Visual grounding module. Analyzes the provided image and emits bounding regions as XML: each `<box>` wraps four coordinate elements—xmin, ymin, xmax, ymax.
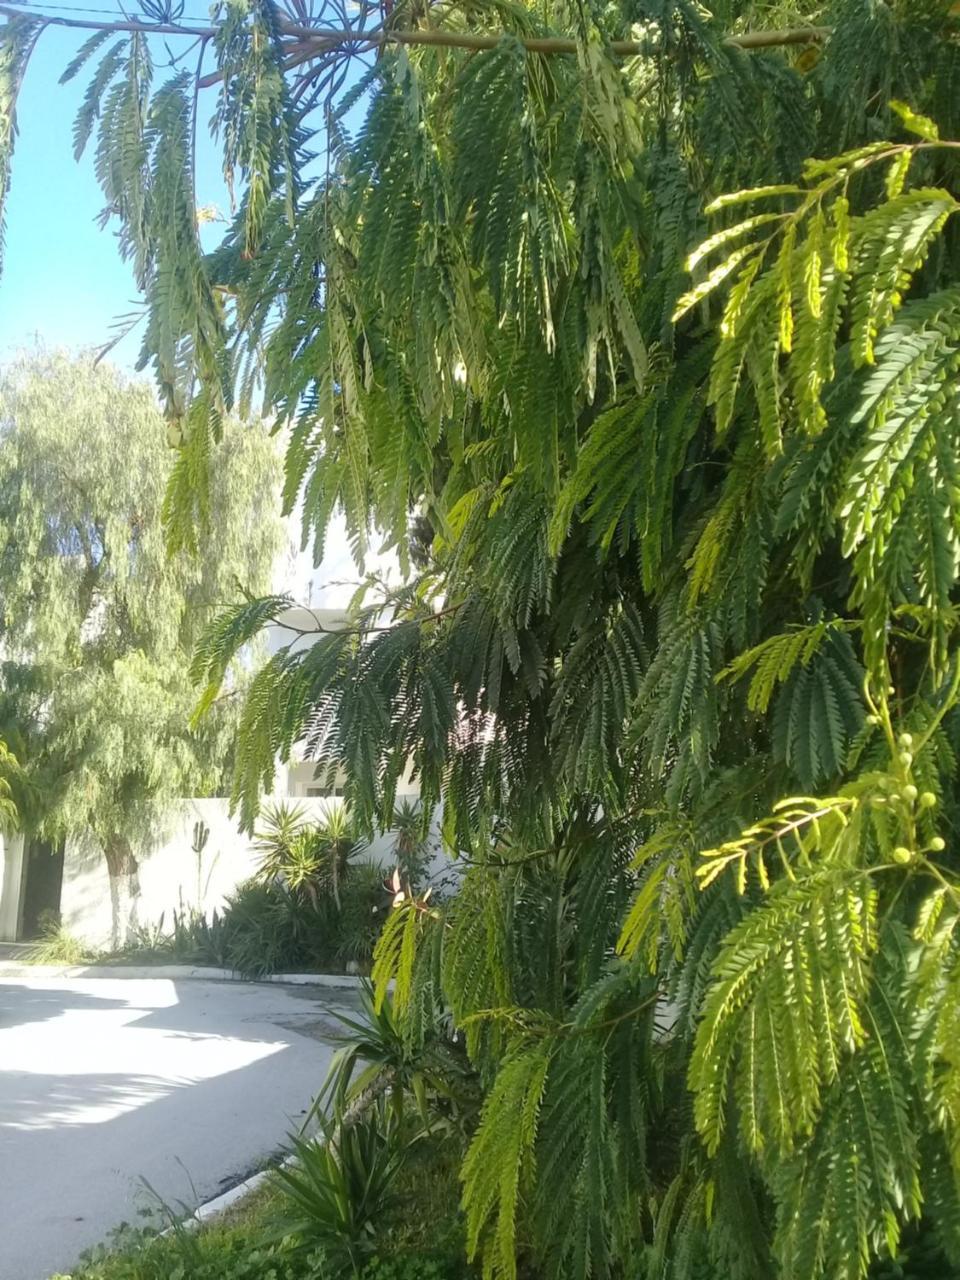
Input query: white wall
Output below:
<box><xmin>0</xmin><ymin>831</ymin><xmax>25</xmax><ymax>942</ymax></box>
<box><xmin>60</xmin><ymin>796</ymin><xmax>447</xmax><ymax>949</ymax></box>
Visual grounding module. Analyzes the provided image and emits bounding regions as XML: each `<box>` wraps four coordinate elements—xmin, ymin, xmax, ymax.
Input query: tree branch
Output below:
<box><xmin>0</xmin><ymin>4</ymin><xmax>211</xmax><ymax>36</ymax></box>
<box><xmin>273</xmin><ymin>20</ymin><xmax>832</xmax><ymax>56</ymax></box>
<box><xmin>0</xmin><ymin>4</ymin><xmax>831</xmax><ymax>61</ymax></box>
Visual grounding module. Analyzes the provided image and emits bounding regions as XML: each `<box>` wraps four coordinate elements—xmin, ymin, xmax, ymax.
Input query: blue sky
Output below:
<box><xmin>0</xmin><ymin>22</ymin><xmax>228</xmax><ymax>368</ymax></box>
<box><xmin>1</xmin><ymin>19</ymin><xmax>396</xmax><ymax>604</ymax></box>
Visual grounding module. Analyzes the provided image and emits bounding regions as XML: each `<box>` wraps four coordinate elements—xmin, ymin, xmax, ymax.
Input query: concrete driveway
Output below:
<box><xmin>0</xmin><ymin>975</ymin><xmax>350</xmax><ymax>1280</ymax></box>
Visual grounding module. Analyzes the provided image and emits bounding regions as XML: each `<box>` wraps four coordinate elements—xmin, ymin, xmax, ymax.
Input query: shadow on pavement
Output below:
<box><xmin>0</xmin><ymin>982</ymin><xmax>130</xmax><ymax>1029</ymax></box>
<box><xmin>0</xmin><ymin>978</ymin><xmax>336</xmax><ymax>1280</ymax></box>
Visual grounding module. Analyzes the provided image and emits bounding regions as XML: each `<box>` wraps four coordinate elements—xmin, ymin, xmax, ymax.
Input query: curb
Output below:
<box><xmin>191</xmin><ymin>1168</ymin><xmax>274</xmax><ymax>1223</ymax></box>
<box><xmin>0</xmin><ymin>961</ymin><xmax>370</xmax><ymax>988</ymax></box>
<box><xmin>162</xmin><ymin>1152</ymin><xmax>300</xmax><ymax>1237</ymax></box>
<box><xmin>160</xmin><ymin>1167</ymin><xmax>274</xmax><ymax>1236</ymax></box>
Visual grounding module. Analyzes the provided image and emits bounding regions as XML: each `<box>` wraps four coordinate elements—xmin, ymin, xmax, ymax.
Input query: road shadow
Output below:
<box><xmin>0</xmin><ymin>982</ymin><xmax>130</xmax><ymax>1029</ymax></box>
<box><xmin>0</xmin><ymin>1070</ymin><xmax>184</xmax><ymax>1132</ymax></box>
<box><xmin>0</xmin><ymin>979</ymin><xmax>337</xmax><ymax>1280</ymax></box>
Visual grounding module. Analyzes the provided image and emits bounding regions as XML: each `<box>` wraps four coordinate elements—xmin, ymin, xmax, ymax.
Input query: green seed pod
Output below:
<box><xmin>898</xmin><ymin>732</ymin><xmax>914</xmax><ymax>749</ymax></box>
<box><xmin>903</xmin><ymin>784</ymin><xmax>918</xmax><ymax>802</ymax></box>
<box><xmin>920</xmin><ymin>792</ymin><xmax>937</xmax><ymax>809</ymax></box>
<box><xmin>893</xmin><ymin>846</ymin><xmax>913</xmax><ymax>865</ymax></box>
<box><xmin>930</xmin><ymin>837</ymin><xmax>946</xmax><ymax>853</ymax></box>
<box><xmin>899</xmin><ymin>751</ymin><xmax>913</xmax><ymax>768</ymax></box>
<box><xmin>866</xmin><ymin>714</ymin><xmax>880</xmax><ymax>726</ymax></box>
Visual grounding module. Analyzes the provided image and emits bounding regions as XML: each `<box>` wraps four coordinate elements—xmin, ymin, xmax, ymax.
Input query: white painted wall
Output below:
<box><xmin>60</xmin><ymin>795</ymin><xmax>446</xmax><ymax>949</ymax></box>
<box><xmin>0</xmin><ymin>831</ymin><xmax>25</xmax><ymax>942</ymax></box>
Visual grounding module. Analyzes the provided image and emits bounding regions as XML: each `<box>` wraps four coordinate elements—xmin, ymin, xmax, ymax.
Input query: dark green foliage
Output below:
<box><xmin>868</xmin><ymin>1222</ymin><xmax>960</xmax><ymax>1280</ymax></box>
<box><xmin>16</xmin><ymin>2</ymin><xmax>960</xmax><ymax>1279</ymax></box>
<box><xmin>357</xmin><ymin>1256</ymin><xmax>464</xmax><ymax>1280</ymax></box>
<box><xmin>210</xmin><ymin>869</ymin><xmax>388</xmax><ymax>977</ymax></box>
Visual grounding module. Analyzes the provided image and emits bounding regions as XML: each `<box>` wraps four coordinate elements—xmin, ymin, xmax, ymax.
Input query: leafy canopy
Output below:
<box><xmin>8</xmin><ymin>1</ymin><xmax>960</xmax><ymax>1279</ymax></box>
<box><xmin>0</xmin><ymin>353</ymin><xmax>282</xmax><ymax>860</ymax></box>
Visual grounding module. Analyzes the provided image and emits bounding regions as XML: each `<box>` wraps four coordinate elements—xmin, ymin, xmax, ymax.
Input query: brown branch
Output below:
<box><xmin>0</xmin><ymin>4</ymin><xmax>831</xmax><ymax>60</ymax></box>
<box><xmin>728</xmin><ymin>26</ymin><xmax>831</xmax><ymax>50</ymax></box>
<box><xmin>0</xmin><ymin>4</ymin><xmax>211</xmax><ymax>36</ymax></box>
<box><xmin>273</xmin><ymin>19</ymin><xmax>832</xmax><ymax>57</ymax></box>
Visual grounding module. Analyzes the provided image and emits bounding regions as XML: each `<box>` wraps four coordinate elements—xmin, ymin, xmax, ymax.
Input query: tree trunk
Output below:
<box><xmin>103</xmin><ymin>834</ymin><xmax>140</xmax><ymax>950</ymax></box>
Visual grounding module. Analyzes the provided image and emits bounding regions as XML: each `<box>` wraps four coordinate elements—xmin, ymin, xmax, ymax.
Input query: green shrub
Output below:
<box><xmin>332</xmin><ymin>864</ymin><xmax>390</xmax><ymax>965</ymax></box>
<box><xmin>168</xmin><ymin>906</ymin><xmax>229</xmax><ymax>965</ymax></box>
<box><xmin>212</xmin><ymin>870</ymin><xmax>389</xmax><ymax>977</ymax></box>
<box><xmin>50</xmin><ymin>1223</ymin><xmax>320</xmax><ymax>1280</ymax></box>
<box><xmin>25</xmin><ymin>924</ymin><xmax>96</xmax><ymax>966</ymax></box>
<box><xmin>867</xmin><ymin>1222</ymin><xmax>959</xmax><ymax>1280</ymax></box>
<box><xmin>271</xmin><ymin>1098</ymin><xmax>418</xmax><ymax>1271</ymax></box>
<box><xmin>358</xmin><ymin>1254</ymin><xmax>461</xmax><ymax>1280</ymax></box>
<box><xmin>388</xmin><ymin>799</ymin><xmax>435</xmax><ymax>891</ymax></box>
<box><xmin>216</xmin><ymin>880</ymin><xmax>311</xmax><ymax>977</ymax></box>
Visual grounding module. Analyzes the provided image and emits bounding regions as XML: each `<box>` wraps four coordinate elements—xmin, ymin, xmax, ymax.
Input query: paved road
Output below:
<box><xmin>0</xmin><ymin>976</ymin><xmax>351</xmax><ymax>1280</ymax></box>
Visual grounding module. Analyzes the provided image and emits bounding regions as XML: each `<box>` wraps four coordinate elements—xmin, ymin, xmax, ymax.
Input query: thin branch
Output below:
<box><xmin>271</xmin><ymin>599</ymin><xmax>464</xmax><ymax>637</ymax></box>
<box><xmin>728</xmin><ymin>26</ymin><xmax>831</xmax><ymax>50</ymax></box>
<box><xmin>274</xmin><ymin>20</ymin><xmax>831</xmax><ymax>56</ymax></box>
<box><xmin>0</xmin><ymin>5</ymin><xmax>832</xmax><ymax>60</ymax></box>
<box><xmin>0</xmin><ymin>3</ymin><xmax>212</xmax><ymax>35</ymax></box>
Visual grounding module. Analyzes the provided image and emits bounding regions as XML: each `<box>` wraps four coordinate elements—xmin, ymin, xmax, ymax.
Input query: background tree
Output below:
<box><xmin>0</xmin><ymin>738</ymin><xmax>21</xmax><ymax>830</ymax></box>
<box><xmin>0</xmin><ymin>352</ymin><xmax>283</xmax><ymax>943</ymax></box>
<box><xmin>6</xmin><ymin>1</ymin><xmax>960</xmax><ymax>1278</ymax></box>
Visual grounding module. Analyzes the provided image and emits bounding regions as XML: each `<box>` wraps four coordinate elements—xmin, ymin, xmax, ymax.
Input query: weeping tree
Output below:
<box><xmin>0</xmin><ymin>738</ymin><xmax>21</xmax><ymax>830</ymax></box>
<box><xmin>6</xmin><ymin>0</ymin><xmax>960</xmax><ymax>1274</ymax></box>
<box><xmin>0</xmin><ymin>354</ymin><xmax>282</xmax><ymax>944</ymax></box>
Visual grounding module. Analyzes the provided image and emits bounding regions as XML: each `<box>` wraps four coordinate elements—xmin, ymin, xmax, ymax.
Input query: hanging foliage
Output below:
<box><xmin>6</xmin><ymin>0</ymin><xmax>960</xmax><ymax>1276</ymax></box>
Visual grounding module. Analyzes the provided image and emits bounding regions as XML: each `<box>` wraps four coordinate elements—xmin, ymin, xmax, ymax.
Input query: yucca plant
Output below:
<box><xmin>253</xmin><ymin>803</ymin><xmax>317</xmax><ymax>890</ymax></box>
<box><xmin>388</xmin><ymin>800</ymin><xmax>433</xmax><ymax>892</ymax></box>
<box><xmin>310</xmin><ymin>981</ymin><xmax>477</xmax><ymax>1132</ymax></box>
<box><xmin>254</xmin><ymin>801</ymin><xmax>367</xmax><ymax>908</ymax></box>
<box><xmin>272</xmin><ymin>1097</ymin><xmax>419</xmax><ymax>1272</ymax></box>
<box><xmin>314</xmin><ymin>805</ymin><xmax>366</xmax><ymax>910</ymax></box>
